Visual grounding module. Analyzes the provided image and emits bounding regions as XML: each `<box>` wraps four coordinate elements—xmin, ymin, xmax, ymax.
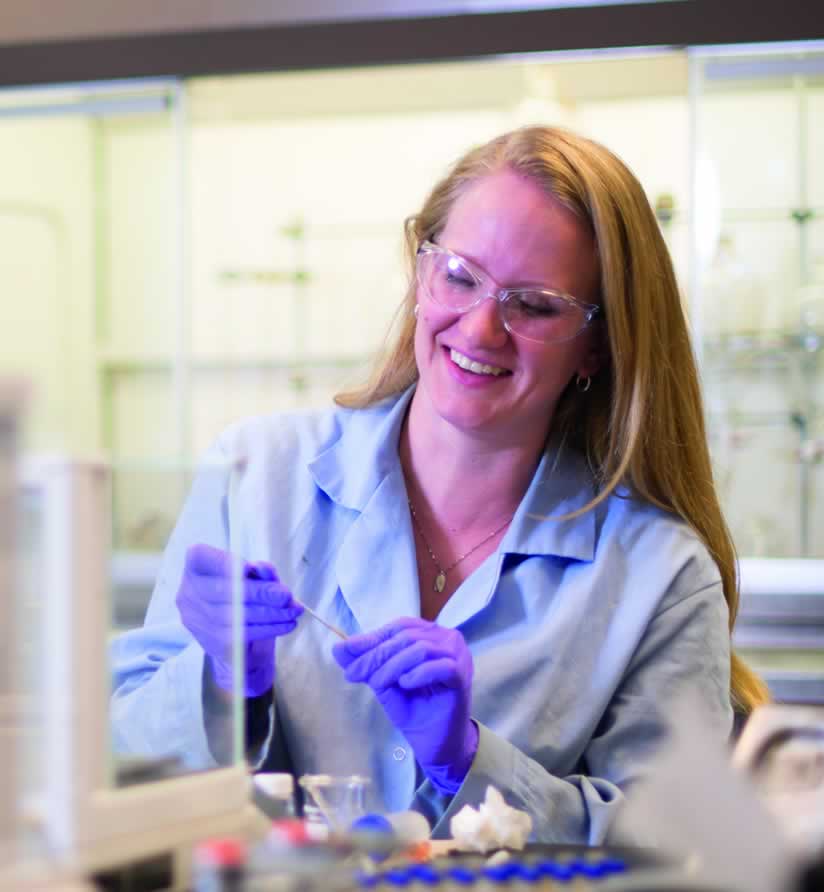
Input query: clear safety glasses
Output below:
<box><xmin>416</xmin><ymin>240</ymin><xmax>601</xmax><ymax>344</ymax></box>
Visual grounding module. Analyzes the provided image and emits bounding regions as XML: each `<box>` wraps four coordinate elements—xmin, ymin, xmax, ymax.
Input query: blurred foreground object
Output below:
<box><xmin>4</xmin><ymin>445</ymin><xmax>260</xmax><ymax>889</ymax></box>
<box><xmin>733</xmin><ymin>704</ymin><xmax>824</xmax><ymax>856</ymax></box>
<box><xmin>299</xmin><ymin>774</ymin><xmax>370</xmax><ymax>835</ymax></box>
<box><xmin>612</xmin><ymin>694</ymin><xmax>797</xmax><ymax>892</ymax></box>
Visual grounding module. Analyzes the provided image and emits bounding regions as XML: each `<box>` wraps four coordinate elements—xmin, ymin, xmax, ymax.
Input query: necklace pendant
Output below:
<box><xmin>434</xmin><ymin>571</ymin><xmax>446</xmax><ymax>593</ymax></box>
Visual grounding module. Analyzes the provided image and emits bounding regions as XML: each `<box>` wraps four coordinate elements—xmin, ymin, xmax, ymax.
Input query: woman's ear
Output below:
<box><xmin>577</xmin><ymin>321</ymin><xmax>608</xmax><ymax>379</ymax></box>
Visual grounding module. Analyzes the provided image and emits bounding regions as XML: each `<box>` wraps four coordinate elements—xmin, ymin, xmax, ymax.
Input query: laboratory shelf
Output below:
<box><xmin>757</xmin><ymin>672</ymin><xmax>824</xmax><ymax>706</ymax></box>
<box><xmin>110</xmin><ymin>550</ymin><xmax>163</xmax><ymax>629</ymax></box>
<box><xmin>736</xmin><ymin>558</ymin><xmax>824</xmax><ymax>703</ymax></box>
<box><xmin>718</xmin><ymin>206</ymin><xmax>823</xmax><ymax>223</ymax></box>
<box><xmin>97</xmin><ymin>354</ymin><xmax>371</xmax><ymax>373</ymax></box>
<box><xmin>739</xmin><ymin>558</ymin><xmax>824</xmax><ymax>597</ymax></box>
<box><xmin>110</xmin><ymin>550</ymin><xmax>163</xmax><ymax>588</ymax></box>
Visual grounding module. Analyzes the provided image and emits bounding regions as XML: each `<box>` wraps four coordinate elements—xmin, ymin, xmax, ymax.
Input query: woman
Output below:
<box><xmin>111</xmin><ymin>125</ymin><xmax>768</xmax><ymax>843</ymax></box>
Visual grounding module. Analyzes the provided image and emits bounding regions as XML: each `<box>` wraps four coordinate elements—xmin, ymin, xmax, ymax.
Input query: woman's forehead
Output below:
<box><xmin>439</xmin><ymin>171</ymin><xmax>600</xmax><ymax>298</ymax></box>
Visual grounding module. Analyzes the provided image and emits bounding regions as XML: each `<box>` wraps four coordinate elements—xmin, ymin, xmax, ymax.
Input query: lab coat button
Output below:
<box><xmin>392</xmin><ymin>746</ymin><xmax>406</xmax><ymax>761</ymax></box>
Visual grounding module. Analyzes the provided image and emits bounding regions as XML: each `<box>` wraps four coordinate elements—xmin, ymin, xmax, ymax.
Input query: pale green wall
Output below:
<box><xmin>0</xmin><ymin>116</ymin><xmax>97</xmax><ymax>453</ymax></box>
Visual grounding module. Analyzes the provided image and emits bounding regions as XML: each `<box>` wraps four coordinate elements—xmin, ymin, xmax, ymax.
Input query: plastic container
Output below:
<box><xmin>192</xmin><ymin>838</ymin><xmax>247</xmax><ymax>892</ymax></box>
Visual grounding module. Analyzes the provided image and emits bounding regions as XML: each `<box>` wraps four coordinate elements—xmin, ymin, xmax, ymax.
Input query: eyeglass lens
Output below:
<box><xmin>417</xmin><ymin>251</ymin><xmax>591</xmax><ymax>343</ymax></box>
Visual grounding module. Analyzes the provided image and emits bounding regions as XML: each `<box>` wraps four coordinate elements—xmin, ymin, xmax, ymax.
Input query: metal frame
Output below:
<box><xmin>0</xmin><ymin>0</ymin><xmax>822</xmax><ymax>88</ymax></box>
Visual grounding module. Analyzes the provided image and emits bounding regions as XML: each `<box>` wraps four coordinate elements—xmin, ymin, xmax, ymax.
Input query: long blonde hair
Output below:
<box><xmin>336</xmin><ymin>126</ymin><xmax>768</xmax><ymax>714</ymax></box>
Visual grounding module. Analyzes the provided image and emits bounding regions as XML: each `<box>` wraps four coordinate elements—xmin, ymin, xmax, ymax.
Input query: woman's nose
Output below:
<box><xmin>458</xmin><ymin>294</ymin><xmax>509</xmax><ymax>347</ymax></box>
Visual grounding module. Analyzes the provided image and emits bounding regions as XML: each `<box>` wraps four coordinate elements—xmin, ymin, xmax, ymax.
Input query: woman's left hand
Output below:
<box><xmin>332</xmin><ymin>617</ymin><xmax>479</xmax><ymax>795</ymax></box>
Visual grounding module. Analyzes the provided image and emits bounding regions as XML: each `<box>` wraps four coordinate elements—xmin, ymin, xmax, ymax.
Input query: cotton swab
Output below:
<box><xmin>294</xmin><ymin>598</ymin><xmax>348</xmax><ymax>640</ymax></box>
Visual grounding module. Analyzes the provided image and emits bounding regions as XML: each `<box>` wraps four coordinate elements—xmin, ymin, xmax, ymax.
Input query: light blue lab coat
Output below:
<box><xmin>110</xmin><ymin>386</ymin><xmax>733</xmax><ymax>843</ymax></box>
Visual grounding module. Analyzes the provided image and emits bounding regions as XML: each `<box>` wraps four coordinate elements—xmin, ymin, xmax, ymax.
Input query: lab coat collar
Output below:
<box><xmin>307</xmin><ymin>387</ymin><xmax>414</xmax><ymax>513</ymax></box>
<box><xmin>436</xmin><ymin>442</ymin><xmax>596</xmax><ymax>630</ymax></box>
<box><xmin>501</xmin><ymin>436</ymin><xmax>597</xmax><ymax>563</ymax></box>
<box><xmin>307</xmin><ymin>389</ymin><xmax>420</xmax><ymax>633</ymax></box>
<box><xmin>309</xmin><ymin>388</ymin><xmax>596</xmax><ymax>565</ymax></box>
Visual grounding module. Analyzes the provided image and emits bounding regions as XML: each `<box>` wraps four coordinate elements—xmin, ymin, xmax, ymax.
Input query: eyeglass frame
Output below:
<box><xmin>415</xmin><ymin>239</ymin><xmax>602</xmax><ymax>344</ymax></box>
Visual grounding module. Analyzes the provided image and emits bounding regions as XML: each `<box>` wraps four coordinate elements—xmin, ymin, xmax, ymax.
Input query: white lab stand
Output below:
<box><xmin>1</xmin><ymin>384</ymin><xmax>93</xmax><ymax>891</ymax></box>
<box><xmin>0</xmin><ymin>385</ymin><xmax>22</xmax><ymax>878</ymax></box>
<box><xmin>2</xmin><ymin>395</ymin><xmax>258</xmax><ymax>888</ymax></box>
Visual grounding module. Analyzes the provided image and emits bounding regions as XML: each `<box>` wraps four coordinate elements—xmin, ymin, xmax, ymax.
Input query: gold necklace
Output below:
<box><xmin>408</xmin><ymin>498</ymin><xmax>513</xmax><ymax>593</ymax></box>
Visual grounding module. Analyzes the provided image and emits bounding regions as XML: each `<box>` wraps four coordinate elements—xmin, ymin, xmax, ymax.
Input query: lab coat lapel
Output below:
<box><xmin>307</xmin><ymin>387</ymin><xmax>420</xmax><ymax>635</ymax></box>
<box><xmin>334</xmin><ymin>466</ymin><xmax>420</xmax><ymax>633</ymax></box>
<box><xmin>420</xmin><ymin>438</ymin><xmax>598</xmax><ymax>631</ymax></box>
<box><xmin>434</xmin><ymin>550</ymin><xmax>504</xmax><ymax>630</ymax></box>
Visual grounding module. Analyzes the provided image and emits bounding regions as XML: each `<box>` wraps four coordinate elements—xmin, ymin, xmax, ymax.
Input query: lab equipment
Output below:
<box><xmin>6</xmin><ymin>452</ymin><xmax>261</xmax><ymax>888</ymax></box>
<box><xmin>353</xmin><ymin>852</ymin><xmax>633</xmax><ymax>889</ymax></box>
<box><xmin>351</xmin><ymin>811</ymin><xmax>430</xmax><ymax>847</ymax></box>
<box><xmin>333</xmin><ymin>617</ymin><xmax>477</xmax><ymax>795</ymax></box>
<box><xmin>192</xmin><ymin>838</ymin><xmax>247</xmax><ymax>892</ymax></box>
<box><xmin>298</xmin><ymin>775</ymin><xmax>370</xmax><ymax>833</ymax></box>
<box><xmin>349</xmin><ymin>810</ymin><xmax>431</xmax><ymax>864</ymax></box>
<box><xmin>0</xmin><ymin>385</ymin><xmax>21</xmax><ymax>869</ymax></box>
<box><xmin>733</xmin><ymin>704</ymin><xmax>824</xmax><ymax>856</ymax></box>
<box><xmin>176</xmin><ymin>543</ymin><xmax>304</xmax><ymax>696</ymax></box>
<box><xmin>249</xmin><ymin>554</ymin><xmax>347</xmax><ymax>640</ymax></box>
<box><xmin>0</xmin><ymin>382</ymin><xmax>56</xmax><ymax>888</ymax></box>
<box><xmin>251</xmin><ymin>773</ymin><xmax>296</xmax><ymax>820</ymax></box>
<box><xmin>294</xmin><ymin>597</ymin><xmax>348</xmax><ymax>640</ymax></box>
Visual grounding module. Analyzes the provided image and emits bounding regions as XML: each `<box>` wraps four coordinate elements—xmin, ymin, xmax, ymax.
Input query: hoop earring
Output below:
<box><xmin>413</xmin><ymin>304</ymin><xmax>420</xmax><ymax>319</ymax></box>
<box><xmin>576</xmin><ymin>374</ymin><xmax>592</xmax><ymax>393</ymax></box>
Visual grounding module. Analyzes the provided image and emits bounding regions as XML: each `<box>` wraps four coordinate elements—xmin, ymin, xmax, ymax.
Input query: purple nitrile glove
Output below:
<box><xmin>176</xmin><ymin>543</ymin><xmax>303</xmax><ymax>697</ymax></box>
<box><xmin>332</xmin><ymin>617</ymin><xmax>479</xmax><ymax>796</ymax></box>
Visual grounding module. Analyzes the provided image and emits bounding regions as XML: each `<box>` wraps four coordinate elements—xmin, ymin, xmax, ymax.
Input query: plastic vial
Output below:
<box><xmin>251</xmin><ymin>772</ymin><xmax>296</xmax><ymax>821</ymax></box>
<box><xmin>192</xmin><ymin>838</ymin><xmax>246</xmax><ymax>892</ymax></box>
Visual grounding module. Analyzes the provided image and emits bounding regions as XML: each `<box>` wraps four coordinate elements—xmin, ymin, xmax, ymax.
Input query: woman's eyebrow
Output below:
<box><xmin>443</xmin><ymin>243</ymin><xmax>565</xmax><ymax>292</ymax></box>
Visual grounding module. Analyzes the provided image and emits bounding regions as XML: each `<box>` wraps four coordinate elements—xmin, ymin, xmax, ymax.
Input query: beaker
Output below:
<box><xmin>298</xmin><ymin>774</ymin><xmax>370</xmax><ymax>833</ymax></box>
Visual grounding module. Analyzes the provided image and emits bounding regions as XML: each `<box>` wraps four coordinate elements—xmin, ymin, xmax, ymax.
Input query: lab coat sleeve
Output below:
<box><xmin>109</xmin><ymin>439</ymin><xmax>280</xmax><ymax>771</ymax></box>
<box><xmin>412</xmin><ymin>580</ymin><xmax>733</xmax><ymax>842</ymax></box>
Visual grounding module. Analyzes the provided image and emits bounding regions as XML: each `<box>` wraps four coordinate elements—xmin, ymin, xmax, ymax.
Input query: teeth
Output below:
<box><xmin>450</xmin><ymin>348</ymin><xmax>506</xmax><ymax>377</ymax></box>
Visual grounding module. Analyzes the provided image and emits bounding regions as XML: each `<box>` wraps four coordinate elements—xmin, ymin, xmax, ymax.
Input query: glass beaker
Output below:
<box><xmin>298</xmin><ymin>774</ymin><xmax>370</xmax><ymax>833</ymax></box>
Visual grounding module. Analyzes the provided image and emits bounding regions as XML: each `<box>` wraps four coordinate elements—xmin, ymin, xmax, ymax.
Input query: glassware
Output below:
<box><xmin>298</xmin><ymin>774</ymin><xmax>370</xmax><ymax>834</ymax></box>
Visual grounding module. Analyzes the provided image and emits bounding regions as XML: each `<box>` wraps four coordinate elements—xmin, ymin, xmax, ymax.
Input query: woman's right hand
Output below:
<box><xmin>176</xmin><ymin>544</ymin><xmax>303</xmax><ymax>697</ymax></box>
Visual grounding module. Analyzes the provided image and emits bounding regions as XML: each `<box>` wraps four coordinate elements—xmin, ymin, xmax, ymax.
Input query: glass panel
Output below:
<box><xmin>0</xmin><ymin>112</ymin><xmax>94</xmax><ymax>454</ymax></box>
<box><xmin>103</xmin><ymin>113</ymin><xmax>177</xmax><ymax>358</ymax></box>
<box><xmin>693</xmin><ymin>43</ymin><xmax>824</xmax><ymax>559</ymax></box>
<box><xmin>701</xmin><ymin>88</ymin><xmax>798</xmax><ymax>212</ymax></box>
<box><xmin>708</xmin><ymin>406</ymin><xmax>806</xmax><ymax>556</ymax></box>
<box><xmin>187</xmin><ymin>70</ymin><xmax>515</xmax><ymax>447</ymax></box>
<box><xmin>0</xmin><ymin>81</ymin><xmax>181</xmax><ymax>458</ymax></box>
<box><xmin>109</xmin><ymin>461</ymin><xmax>245</xmax><ymax>784</ymax></box>
<box><xmin>190</xmin><ymin>363</ymin><xmax>371</xmax><ymax>457</ymax></box>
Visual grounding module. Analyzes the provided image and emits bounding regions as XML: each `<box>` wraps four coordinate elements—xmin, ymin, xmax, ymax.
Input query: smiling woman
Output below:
<box><xmin>409</xmin><ymin>168</ymin><xmax>602</xmax><ymax>456</ymax></box>
<box><xmin>110</xmin><ymin>125</ymin><xmax>769</xmax><ymax>846</ymax></box>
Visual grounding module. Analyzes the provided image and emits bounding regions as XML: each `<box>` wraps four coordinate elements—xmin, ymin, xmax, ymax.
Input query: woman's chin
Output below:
<box><xmin>429</xmin><ymin>397</ymin><xmax>504</xmax><ymax>436</ymax></box>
